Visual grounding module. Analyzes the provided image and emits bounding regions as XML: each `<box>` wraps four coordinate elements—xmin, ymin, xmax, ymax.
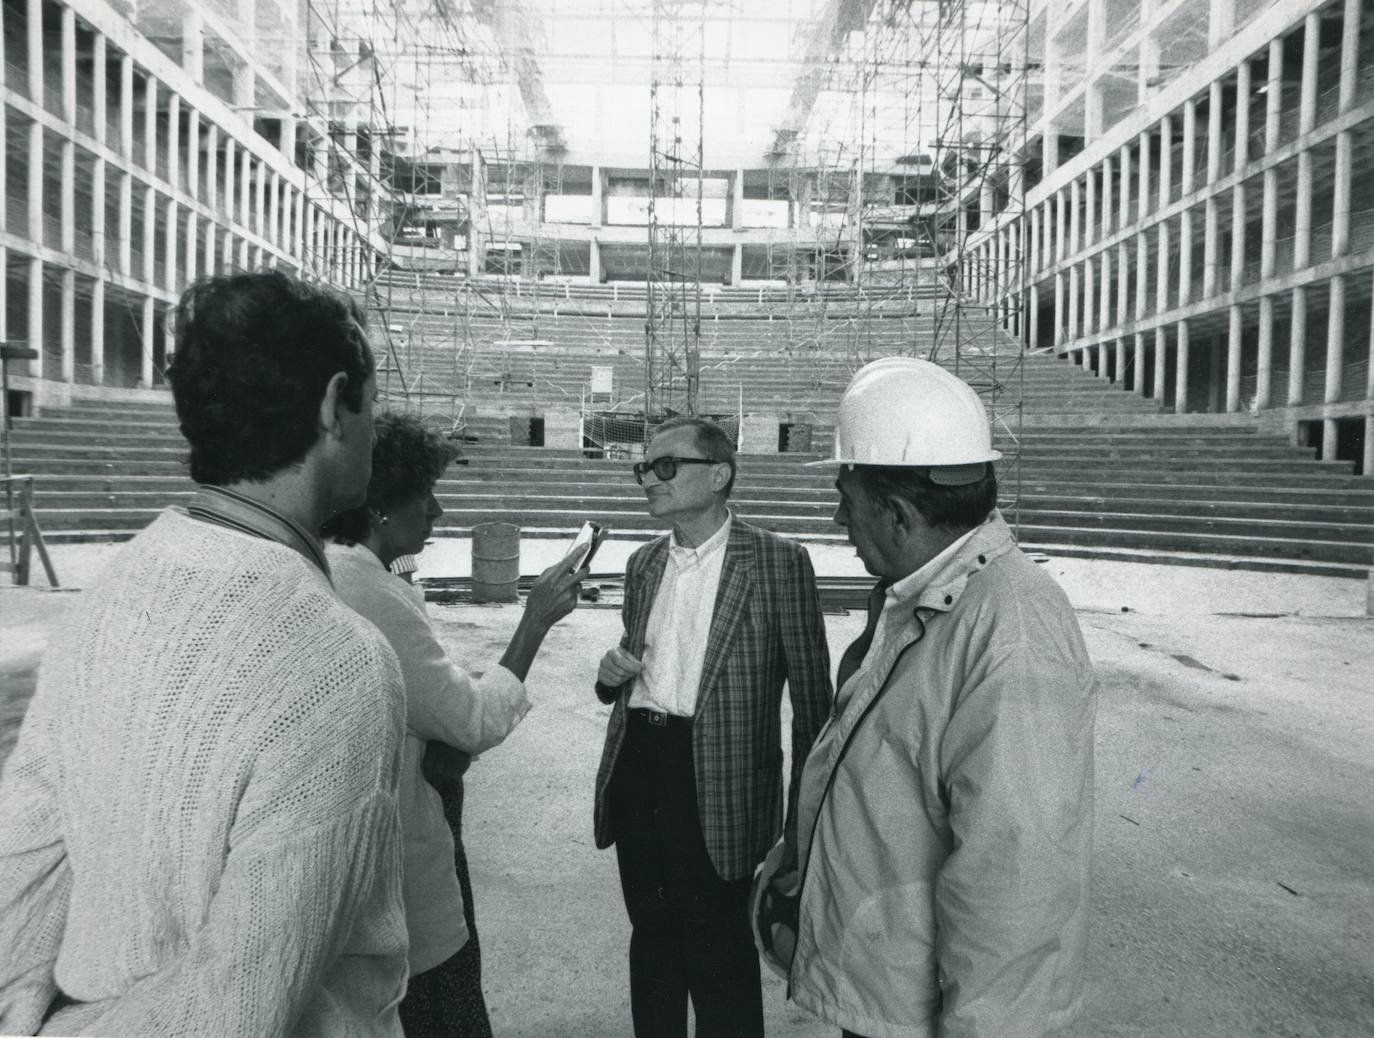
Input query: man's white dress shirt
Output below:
<box><xmin>628</xmin><ymin>515</ymin><xmax>732</xmax><ymax>718</ymax></box>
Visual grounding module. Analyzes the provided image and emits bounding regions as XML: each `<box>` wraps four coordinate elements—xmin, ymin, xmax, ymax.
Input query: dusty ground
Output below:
<box><xmin>2</xmin><ymin>542</ymin><xmax>1372</xmax><ymax>1036</ymax></box>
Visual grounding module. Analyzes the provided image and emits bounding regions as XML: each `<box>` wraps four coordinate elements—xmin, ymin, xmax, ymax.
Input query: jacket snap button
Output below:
<box><xmin>978</xmin><ymin>555</ymin><xmax>986</xmax><ymax>565</ymax></box>
<box><xmin>944</xmin><ymin>594</ymin><xmax>953</xmax><ymax>605</ymax></box>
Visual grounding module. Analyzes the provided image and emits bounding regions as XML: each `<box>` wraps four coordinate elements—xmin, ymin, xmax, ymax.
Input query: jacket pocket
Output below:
<box><xmin>837</xmin><ymin>881</ymin><xmax>941</xmax><ymax>1023</ymax></box>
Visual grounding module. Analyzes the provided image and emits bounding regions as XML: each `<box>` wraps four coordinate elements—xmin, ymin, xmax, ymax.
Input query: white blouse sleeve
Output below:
<box><xmin>372</xmin><ymin>579</ymin><xmax>531</xmax><ymax>755</ymax></box>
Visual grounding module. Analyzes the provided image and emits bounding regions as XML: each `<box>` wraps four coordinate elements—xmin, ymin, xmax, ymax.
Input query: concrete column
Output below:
<box><xmin>1117</xmin><ymin>242</ymin><xmax>1130</xmax><ymax>322</ymax></box>
<box><xmin>60</xmin><ymin>138</ymin><xmax>74</xmax><ymax>252</ymax></box>
<box><xmin>294</xmin><ymin>189</ymin><xmax>306</xmax><ymax>258</ymax></box>
<box><xmin>1086</xmin><ymin>172</ymin><xmax>1097</xmax><ymax>246</ymax></box>
<box><xmin>240</xmin><ymin>149</ymin><xmax>252</xmax><ymax>232</ymax></box>
<box><xmin>1029</xmin><ymin>284</ymin><xmax>1040</xmax><ymax>346</ymax></box>
<box><xmin>1066</xmin><ymin>175</ymin><xmax>1077</xmax><ymax>254</ymax></box>
<box><xmin>1101</xmin><ymin>156</ymin><xmax>1113</xmax><ymax>237</ymax></box>
<box><xmin>1256</xmin><ymin>295</ymin><xmax>1274</xmax><ymax>408</ymax></box>
<box><xmin>118</xmin><ymin>171</ymin><xmax>132</xmax><ymax>273</ymax></box>
<box><xmin>186</xmin><ymin>109</ymin><xmax>200</xmax><ymax>204</ymax></box>
<box><xmin>26</xmin><ymin>124</ymin><xmax>42</xmax><ymax>243</ymax></box>
<box><xmin>1203</xmin><ymin>196</ymin><xmax>1219</xmax><ymax>297</ymax></box>
<box><xmin>1332</xmin><ymin>132</ymin><xmax>1352</xmax><ymax>259</ymax></box>
<box><xmin>1133</xmin><ymin>332</ymin><xmax>1146</xmax><ymax>394</ymax></box>
<box><xmin>222</xmin><ymin>137</ymin><xmax>235</xmax><ymax>221</ymax></box>
<box><xmin>1137</xmin><ymin>131</ymin><xmax>1151</xmax><ymax>221</ymax></box>
<box><xmin>1367</xmin><ymin>271</ymin><xmax>1374</xmax><ymax>477</ymax></box>
<box><xmin>166</xmin><ymin>94</ymin><xmax>180</xmax><ymax>193</ymax></box>
<box><xmin>1179</xmin><ymin>207</ymin><xmax>1194</xmax><ymax>304</ymax></box>
<box><xmin>120</xmin><ymin>55</ymin><xmax>134</xmax><ymax>158</ymax></box>
<box><xmin>1226</xmin><ymin>304</ymin><xmax>1243</xmax><ymax>411</ymax></box>
<box><xmin>304</xmin><ymin>200</ymin><xmax>315</xmax><ymax>274</ymax></box>
<box><xmin>588</xmin><ymin>238</ymin><xmax>601</xmax><ymax>282</ymax></box>
<box><xmin>1230</xmin><ymin>182</ymin><xmax>1246</xmax><ymax>290</ymax></box>
<box><xmin>1233</xmin><ymin>60</ymin><xmax>1250</xmax><ymax>173</ymax></box>
<box><xmin>140</xmin><ymin>295</ymin><xmax>155</xmax><ymax>385</ymax></box>
<box><xmin>1206</xmin><ymin>81</ymin><xmax>1223</xmax><ymax>185</ymax></box>
<box><xmin>1118</xmin><ymin>143</ymin><xmax>1131</xmax><ymax>230</ymax></box>
<box><xmin>1182</xmin><ymin>99</ymin><xmax>1197</xmax><ymax>195</ymax></box>
<box><xmin>93</xmin><ymin>35</ymin><xmax>107</xmax><ymax>146</ymax></box>
<box><xmin>255</xmin><ymin>161</ymin><xmax>267</xmax><ymax>239</ymax></box>
<box><xmin>1209</xmin><ymin>0</ymin><xmax>1235</xmax><ymax>46</ymax></box>
<box><xmin>1265</xmin><ymin>40</ymin><xmax>1283</xmax><ymax>152</ymax></box>
<box><xmin>1057</xmin><ymin>189</ymin><xmax>1068</xmax><ymax>262</ymax></box>
<box><xmin>60</xmin><ymin>270</ymin><xmax>75</xmax><ymax>381</ymax></box>
<box><xmin>26</xmin><ymin>0</ymin><xmax>41</xmax><ymax>101</ymax></box>
<box><xmin>1100</xmin><ymin>251</ymin><xmax>1112</xmax><ymax>329</ymax></box>
<box><xmin>1068</xmin><ymin>264</ymin><xmax>1079</xmax><ymax>340</ymax></box>
<box><xmin>1135</xmin><ymin>229</ymin><xmax>1149</xmax><ymax>319</ymax></box>
<box><xmin>61</xmin><ymin>6</ymin><xmax>75</xmax><ymax>124</ymax></box>
<box><xmin>1158</xmin><ymin>115</ymin><xmax>1172</xmax><ymax>206</ymax></box>
<box><xmin>27</xmin><ymin>257</ymin><xmax>42</xmax><ymax>378</ymax></box>
<box><xmin>184</xmin><ymin>211</ymin><xmax>197</xmax><ymax>283</ymax></box>
<box><xmin>732</xmin><ymin>169</ymin><xmax>744</xmax><ymax>230</ymax></box>
<box><xmin>91</xmin><ymin>277</ymin><xmax>104</xmax><ymax>384</ymax></box>
<box><xmin>1054</xmin><ymin>272</ymin><xmax>1065</xmax><ymax>346</ymax></box>
<box><xmin>1115</xmin><ymin>336</ymin><xmax>1126</xmax><ymax>386</ymax></box>
<box><xmin>1030</xmin><ymin>206</ymin><xmax>1040</xmax><ymax>273</ymax></box>
<box><xmin>183</xmin><ymin>7</ymin><xmax>205</xmax><ymax>85</ymax></box>
<box><xmin>1175</xmin><ymin>319</ymin><xmax>1190</xmax><ymax>412</ymax></box>
<box><xmin>268</xmin><ymin>173</ymin><xmax>280</xmax><ymax>250</ymax></box>
<box><xmin>1156</xmin><ymin>219</ymin><xmax>1171</xmax><ymax>315</ymax></box>
<box><xmin>1294</xmin><ymin>150</ymin><xmax>1313</xmax><ymax>268</ymax></box>
<box><xmin>164</xmin><ymin>198</ymin><xmax>178</xmax><ymax>291</ymax></box>
<box><xmin>1340</xmin><ymin>0</ymin><xmax>1362</xmax><ymax>113</ymax></box>
<box><xmin>92</xmin><ymin>158</ymin><xmax>107</xmax><ymax>267</ymax></box>
<box><xmin>1300</xmin><ymin>12</ymin><xmax>1320</xmax><ymax>135</ymax></box>
<box><xmin>144</xmin><ymin>76</ymin><xmax>158</xmax><ymax>173</ymax></box>
<box><xmin>1154</xmin><ymin>325</ymin><xmax>1168</xmax><ymax>402</ymax></box>
<box><xmin>1325</xmin><ymin>273</ymin><xmax>1346</xmax><ymax>409</ymax></box>
<box><xmin>205</xmin><ymin>221</ymin><xmax>217</xmax><ymax>274</ymax></box>
<box><xmin>1083</xmin><ymin>256</ymin><xmax>1096</xmax><ymax>334</ymax></box>
<box><xmin>1288</xmin><ymin>285</ymin><xmax>1307</xmax><ymax>405</ymax></box>
<box><xmin>1260</xmin><ymin>166</ymin><xmax>1278</xmax><ymax>279</ymax></box>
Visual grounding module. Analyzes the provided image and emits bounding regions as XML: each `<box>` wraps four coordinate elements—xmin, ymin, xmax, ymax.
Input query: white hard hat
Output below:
<box><xmin>814</xmin><ymin>356</ymin><xmax>1002</xmax><ymax>482</ymax></box>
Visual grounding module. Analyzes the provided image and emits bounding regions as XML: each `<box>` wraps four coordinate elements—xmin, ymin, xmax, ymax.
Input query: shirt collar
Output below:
<box><xmin>186</xmin><ymin>484</ymin><xmax>331</xmax><ymax>579</ymax></box>
<box><xmin>668</xmin><ymin>511</ymin><xmax>732</xmax><ymax>564</ymax></box>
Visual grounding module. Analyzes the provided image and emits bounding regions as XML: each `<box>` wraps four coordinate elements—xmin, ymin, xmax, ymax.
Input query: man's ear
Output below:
<box><xmin>885</xmin><ymin>494</ymin><xmax>922</xmax><ymax>538</ymax></box>
<box><xmin>318</xmin><ymin>372</ymin><xmax>350</xmax><ymax>440</ymax></box>
<box><xmin>711</xmin><ymin>462</ymin><xmax>731</xmax><ymax>493</ymax></box>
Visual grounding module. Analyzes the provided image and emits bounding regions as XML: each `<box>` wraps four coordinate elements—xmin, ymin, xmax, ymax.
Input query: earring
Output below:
<box><xmin>375</xmin><ymin>512</ymin><xmax>389</xmax><ymax>525</ymax></box>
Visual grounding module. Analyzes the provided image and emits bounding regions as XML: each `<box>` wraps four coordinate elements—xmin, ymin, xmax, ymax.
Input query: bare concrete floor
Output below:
<box><xmin>2</xmin><ymin>545</ymin><xmax>1372</xmax><ymax>1036</ymax></box>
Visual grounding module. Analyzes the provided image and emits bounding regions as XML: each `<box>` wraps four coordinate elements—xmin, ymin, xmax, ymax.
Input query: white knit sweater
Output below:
<box><xmin>0</xmin><ymin>510</ymin><xmax>410</xmax><ymax>1036</ymax></box>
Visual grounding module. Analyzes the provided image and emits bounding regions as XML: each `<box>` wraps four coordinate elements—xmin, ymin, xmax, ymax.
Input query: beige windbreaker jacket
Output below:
<box><xmin>787</xmin><ymin>512</ymin><xmax>1096</xmax><ymax>1037</ymax></box>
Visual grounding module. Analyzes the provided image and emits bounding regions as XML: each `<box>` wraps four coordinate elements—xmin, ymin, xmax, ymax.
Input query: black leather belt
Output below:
<box><xmin>628</xmin><ymin>707</ymin><xmax>692</xmax><ymax>730</ymax></box>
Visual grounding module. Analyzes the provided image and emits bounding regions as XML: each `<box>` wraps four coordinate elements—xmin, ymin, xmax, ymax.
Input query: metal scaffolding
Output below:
<box><xmin>645</xmin><ymin>0</ymin><xmax>708</xmax><ymax>418</ymax></box>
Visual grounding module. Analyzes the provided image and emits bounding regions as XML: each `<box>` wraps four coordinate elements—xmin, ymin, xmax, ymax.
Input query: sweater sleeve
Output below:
<box><xmin>0</xmin><ymin>686</ymin><xmax>74</xmax><ymax>1035</ymax></box>
<box><xmin>46</xmin><ymin>645</ymin><xmax>409</xmax><ymax>1038</ymax></box>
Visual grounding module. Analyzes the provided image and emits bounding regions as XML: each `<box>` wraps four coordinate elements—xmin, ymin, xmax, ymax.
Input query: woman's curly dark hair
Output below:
<box><xmin>322</xmin><ymin>412</ymin><xmax>458</xmax><ymax>544</ymax></box>
<box><xmin>166</xmin><ymin>270</ymin><xmax>374</xmax><ymax>485</ymax></box>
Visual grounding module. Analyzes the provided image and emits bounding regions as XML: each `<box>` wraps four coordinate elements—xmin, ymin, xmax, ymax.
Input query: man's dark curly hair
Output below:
<box><xmin>322</xmin><ymin>412</ymin><xmax>458</xmax><ymax>545</ymax></box>
<box><xmin>166</xmin><ymin>270</ymin><xmax>374</xmax><ymax>485</ymax></box>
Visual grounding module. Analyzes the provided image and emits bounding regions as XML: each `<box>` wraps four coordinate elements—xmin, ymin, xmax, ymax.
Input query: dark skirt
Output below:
<box><xmin>398</xmin><ymin>779</ymin><xmax>494</xmax><ymax>1038</ymax></box>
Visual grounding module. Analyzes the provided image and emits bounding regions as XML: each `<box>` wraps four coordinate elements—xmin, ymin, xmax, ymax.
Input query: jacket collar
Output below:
<box><xmin>186</xmin><ymin>484</ymin><xmax>331</xmax><ymax>579</ymax></box>
<box><xmin>883</xmin><ymin>510</ymin><xmax>1015</xmax><ymax>622</ymax></box>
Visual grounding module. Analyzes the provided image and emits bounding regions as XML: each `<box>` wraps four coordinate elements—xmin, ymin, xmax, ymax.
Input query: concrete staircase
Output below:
<box><xmin>7</xmin><ymin>365</ymin><xmax>1373</xmax><ymax>577</ymax></box>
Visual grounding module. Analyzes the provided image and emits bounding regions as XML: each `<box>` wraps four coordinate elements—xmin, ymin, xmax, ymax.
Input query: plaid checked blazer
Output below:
<box><xmin>593</xmin><ymin>518</ymin><xmax>833</xmax><ymax>881</ymax></box>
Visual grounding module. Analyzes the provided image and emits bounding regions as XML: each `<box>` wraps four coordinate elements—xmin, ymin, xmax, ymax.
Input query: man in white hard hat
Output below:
<box><xmin>753</xmin><ymin>357</ymin><xmax>1096</xmax><ymax>1037</ymax></box>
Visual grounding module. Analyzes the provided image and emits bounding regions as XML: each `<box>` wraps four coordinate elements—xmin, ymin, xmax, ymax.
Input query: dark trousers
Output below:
<box><xmin>610</xmin><ymin>709</ymin><xmax>764</xmax><ymax>1038</ymax></box>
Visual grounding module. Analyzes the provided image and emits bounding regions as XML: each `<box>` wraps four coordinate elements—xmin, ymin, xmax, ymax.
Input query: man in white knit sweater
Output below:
<box><xmin>0</xmin><ymin>271</ymin><xmax>410</xmax><ymax>1036</ymax></box>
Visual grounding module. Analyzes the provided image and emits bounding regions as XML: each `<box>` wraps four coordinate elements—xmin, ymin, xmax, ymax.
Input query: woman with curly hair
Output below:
<box><xmin>323</xmin><ymin>412</ymin><xmax>586</xmax><ymax>1036</ymax></box>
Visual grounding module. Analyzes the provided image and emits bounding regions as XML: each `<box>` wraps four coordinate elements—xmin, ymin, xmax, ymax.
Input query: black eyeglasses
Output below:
<box><xmin>632</xmin><ymin>456</ymin><xmax>716</xmax><ymax>485</ymax></box>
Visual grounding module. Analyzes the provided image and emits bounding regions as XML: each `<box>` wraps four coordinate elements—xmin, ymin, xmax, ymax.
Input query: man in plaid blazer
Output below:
<box><xmin>593</xmin><ymin>416</ymin><xmax>833</xmax><ymax>1037</ymax></box>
